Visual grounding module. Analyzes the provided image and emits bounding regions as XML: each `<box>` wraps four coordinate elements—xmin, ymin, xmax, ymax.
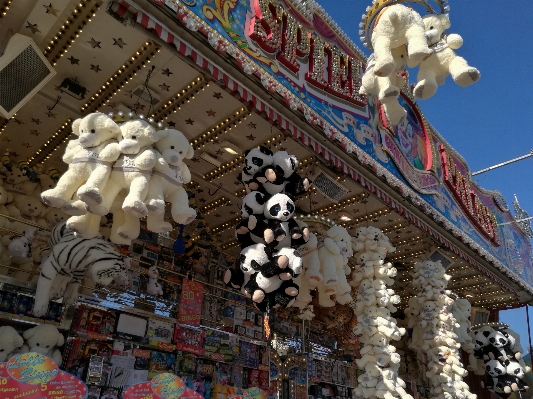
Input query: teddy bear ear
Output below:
<box><xmin>150</xmin><ymin>129</ymin><xmax>168</xmax><ymax>142</ymax></box>
<box><xmin>71</xmin><ymin>119</ymin><xmax>82</xmax><ymax>136</ymax></box>
<box><xmin>13</xmin><ymin>334</ymin><xmax>23</xmax><ymax>348</ymax></box>
<box><xmin>185</xmin><ymin>145</ymin><xmax>194</xmax><ymax>159</ymax></box>
<box><xmin>23</xmin><ymin>327</ymin><xmax>36</xmax><ymax>340</ymax></box>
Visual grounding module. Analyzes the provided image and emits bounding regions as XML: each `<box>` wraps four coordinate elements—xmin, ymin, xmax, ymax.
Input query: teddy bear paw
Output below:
<box><xmin>373</xmin><ymin>59</ymin><xmax>395</xmax><ymax>78</ymax></box>
<box><xmin>123</xmin><ymin>201</ymin><xmax>148</xmax><ymax>218</ymax></box>
<box><xmin>40</xmin><ymin>192</ymin><xmax>65</xmax><ymax>208</ymax></box>
<box><xmin>61</xmin><ymin>202</ymin><xmax>87</xmax><ymax>216</ymax></box>
<box><xmin>252</xmin><ymin>290</ymin><xmax>265</xmax><ymax>304</ymax></box>
<box><xmin>77</xmin><ymin>186</ymin><xmax>102</xmax><ymax>206</ymax></box>
<box><xmin>32</xmin><ymin>302</ymin><xmax>49</xmax><ymax>318</ymax></box>
<box><xmin>455</xmin><ymin>68</ymin><xmax>481</xmax><ymax>87</ymax></box>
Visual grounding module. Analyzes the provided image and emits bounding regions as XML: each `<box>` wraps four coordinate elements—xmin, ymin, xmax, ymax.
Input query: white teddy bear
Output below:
<box><xmin>41</xmin><ymin>113</ymin><xmax>121</xmax><ymax>214</ymax></box>
<box><xmin>370</xmin><ymin>3</ymin><xmax>431</xmax><ymax>77</ymax></box>
<box><xmin>409</xmin><ymin>13</ymin><xmax>480</xmax><ymax>100</ymax></box>
<box><xmin>21</xmin><ymin>324</ymin><xmax>64</xmax><ymax>365</ymax></box>
<box><xmin>296</xmin><ymin>227</ymin><xmax>322</xmax><ymax>287</ymax></box>
<box><xmin>360</xmin><ymin>45</ymin><xmax>408</xmax><ymax>126</ymax></box>
<box><xmin>145</xmin><ymin>129</ymin><xmax>196</xmax><ymax>231</ymax></box>
<box><xmin>0</xmin><ymin>326</ymin><xmax>24</xmax><ymax>362</ymax></box>
<box><xmin>3</xmin><ymin>168</ymin><xmax>38</xmax><ymax>198</ymax></box>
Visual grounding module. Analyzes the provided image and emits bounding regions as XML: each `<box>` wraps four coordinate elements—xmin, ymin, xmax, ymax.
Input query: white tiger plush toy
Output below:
<box><xmin>33</xmin><ymin>222</ymin><xmax>123</xmax><ymax>317</ymax></box>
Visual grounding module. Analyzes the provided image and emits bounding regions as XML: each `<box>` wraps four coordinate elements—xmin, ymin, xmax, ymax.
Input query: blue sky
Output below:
<box><xmin>315</xmin><ymin>0</ymin><xmax>533</xmax><ymax>349</ymax></box>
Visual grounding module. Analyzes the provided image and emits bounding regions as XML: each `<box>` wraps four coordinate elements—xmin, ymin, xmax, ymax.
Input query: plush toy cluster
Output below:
<box><xmin>360</xmin><ymin>4</ymin><xmax>480</xmax><ymax>125</ymax></box>
<box><xmin>350</xmin><ymin>226</ymin><xmax>411</xmax><ymax>399</ymax></box>
<box><xmin>473</xmin><ymin>326</ymin><xmax>530</xmax><ymax>397</ymax></box>
<box><xmin>39</xmin><ymin>112</ymin><xmax>196</xmax><ymax>246</ymax></box>
<box><xmin>0</xmin><ymin>324</ymin><xmax>64</xmax><ymax>365</ymax></box>
<box><xmin>408</xmin><ymin>260</ymin><xmax>476</xmax><ymax>399</ymax></box>
<box><xmin>223</xmin><ymin>147</ymin><xmax>312</xmax><ymax>312</ymax></box>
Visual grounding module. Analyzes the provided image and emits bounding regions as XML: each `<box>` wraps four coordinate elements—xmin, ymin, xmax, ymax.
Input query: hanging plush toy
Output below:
<box><xmin>409</xmin><ymin>13</ymin><xmax>480</xmax><ymax>100</ymax></box>
<box><xmin>41</xmin><ymin>113</ymin><xmax>121</xmax><ymax>216</ymax></box>
<box><xmin>241</xmin><ymin>146</ymin><xmax>273</xmax><ymax>193</ymax></box>
<box><xmin>235</xmin><ymin>191</ymin><xmax>267</xmax><ymax>249</ymax></box>
<box><xmin>145</xmin><ymin>129</ymin><xmax>197</xmax><ymax>232</ymax></box>
<box><xmin>368</xmin><ymin>4</ymin><xmax>431</xmax><ymax>77</ymax></box>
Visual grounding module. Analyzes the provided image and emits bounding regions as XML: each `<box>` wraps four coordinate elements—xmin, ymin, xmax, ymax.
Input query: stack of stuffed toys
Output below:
<box><xmin>350</xmin><ymin>226</ymin><xmax>411</xmax><ymax>399</ymax></box>
<box><xmin>0</xmin><ymin>324</ymin><xmax>64</xmax><ymax>365</ymax></box>
<box><xmin>410</xmin><ymin>260</ymin><xmax>476</xmax><ymax>399</ymax></box>
<box><xmin>40</xmin><ymin>112</ymin><xmax>197</xmax><ymax>245</ymax></box>
<box><xmin>359</xmin><ymin>3</ymin><xmax>480</xmax><ymax>125</ymax></box>
<box><xmin>223</xmin><ymin>147</ymin><xmax>312</xmax><ymax>312</ymax></box>
<box><xmin>473</xmin><ymin>325</ymin><xmax>530</xmax><ymax>398</ymax></box>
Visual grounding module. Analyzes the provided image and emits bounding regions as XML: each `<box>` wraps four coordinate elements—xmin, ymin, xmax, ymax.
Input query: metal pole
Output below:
<box><xmin>526</xmin><ymin>305</ymin><xmax>533</xmax><ymax>365</ymax></box>
<box><xmin>472</xmin><ymin>150</ymin><xmax>533</xmax><ymax>176</ymax></box>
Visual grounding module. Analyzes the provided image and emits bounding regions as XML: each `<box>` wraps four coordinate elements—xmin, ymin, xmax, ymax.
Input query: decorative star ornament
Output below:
<box><xmin>167</xmin><ymin>121</ymin><xmax>176</xmax><ymax>128</ymax></box>
<box><xmin>113</xmin><ymin>38</ymin><xmax>127</xmax><ymax>48</ymax></box>
<box><xmin>31</xmin><ymin>118</ymin><xmax>41</xmax><ymax>125</ymax></box>
<box><xmin>46</xmin><ymin>111</ymin><xmax>57</xmax><ymax>118</ymax></box>
<box><xmin>185</xmin><ymin>118</ymin><xmax>194</xmax><ymax>125</ymax></box>
<box><xmin>246</xmin><ymin>134</ymin><xmax>256</xmax><ymax>141</ymax></box>
<box><xmin>29</xmin><ymin>130</ymin><xmax>40</xmax><ymax>136</ymax></box>
<box><xmin>43</xmin><ymin>3</ymin><xmax>59</xmax><ymax>16</ymax></box>
<box><xmin>213</xmin><ymin>92</ymin><xmax>223</xmax><ymax>99</ymax></box>
<box><xmin>22</xmin><ymin>142</ymin><xmax>31</xmax><ymax>148</ymax></box>
<box><xmin>13</xmin><ymin>118</ymin><xmax>23</xmax><ymax>125</ymax></box>
<box><xmin>215</xmin><ymin>149</ymin><xmax>224</xmax><ymax>156</ymax></box>
<box><xmin>161</xmin><ymin>68</ymin><xmax>173</xmax><ymax>77</ymax></box>
<box><xmin>247</xmin><ymin>122</ymin><xmax>257</xmax><ymax>129</ymax></box>
<box><xmin>206</xmin><ymin>109</ymin><xmax>216</xmax><ymax>117</ymax></box>
<box><xmin>90</xmin><ymin>64</ymin><xmax>101</xmax><ymax>73</ymax></box>
<box><xmin>159</xmin><ymin>83</ymin><xmax>170</xmax><ymax>92</ymax></box>
<box><xmin>67</xmin><ymin>56</ymin><xmax>80</xmax><ymax>65</ymax></box>
<box><xmin>87</xmin><ymin>38</ymin><xmax>101</xmax><ymax>48</ymax></box>
<box><xmin>26</xmin><ymin>22</ymin><xmax>40</xmax><ymax>34</ymax></box>
<box><xmin>190</xmin><ymin>157</ymin><xmax>200</xmax><ymax>163</ymax></box>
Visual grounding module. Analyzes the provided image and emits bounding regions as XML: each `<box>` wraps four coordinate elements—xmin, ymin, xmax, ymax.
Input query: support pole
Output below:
<box><xmin>472</xmin><ymin>150</ymin><xmax>533</xmax><ymax>176</ymax></box>
<box><xmin>526</xmin><ymin>305</ymin><xmax>533</xmax><ymax>365</ymax></box>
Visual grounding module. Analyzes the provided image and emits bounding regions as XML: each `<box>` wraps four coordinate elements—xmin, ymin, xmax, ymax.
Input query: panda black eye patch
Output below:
<box><xmin>269</xmin><ymin>205</ymin><xmax>280</xmax><ymax>216</ymax></box>
<box><xmin>252</xmin><ymin>158</ymin><xmax>263</xmax><ymax>166</ymax></box>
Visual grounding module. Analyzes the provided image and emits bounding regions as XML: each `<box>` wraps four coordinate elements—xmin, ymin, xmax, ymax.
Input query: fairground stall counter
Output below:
<box><xmin>0</xmin><ymin>1</ymin><xmax>532</xmax><ymax>399</ymax></box>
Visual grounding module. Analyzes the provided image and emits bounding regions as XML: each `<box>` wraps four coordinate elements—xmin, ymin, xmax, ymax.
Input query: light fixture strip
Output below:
<box><xmin>340</xmin><ymin>208</ymin><xmax>392</xmax><ymax>228</ymax></box>
<box><xmin>211</xmin><ymin>216</ymin><xmax>241</xmax><ymax>234</ymax></box>
<box><xmin>81</xmin><ymin>40</ymin><xmax>160</xmax><ymax>114</ymax></box>
<box><xmin>309</xmin><ymin>193</ymin><xmax>368</xmax><ymax>216</ymax></box>
<box><xmin>151</xmin><ymin>76</ymin><xmax>207</xmax><ymax>121</ymax></box>
<box><xmin>192</xmin><ymin>108</ymin><xmax>248</xmax><ymax>151</ymax></box>
<box><xmin>199</xmin><ymin>197</ymin><xmax>230</xmax><ymax>214</ymax></box>
<box><xmin>44</xmin><ymin>0</ymin><xmax>103</xmax><ymax>66</ymax></box>
<box><xmin>28</xmin><ymin>118</ymin><xmax>73</xmax><ymax>166</ymax></box>
<box><xmin>0</xmin><ymin>0</ymin><xmax>11</xmax><ymax>18</ymax></box>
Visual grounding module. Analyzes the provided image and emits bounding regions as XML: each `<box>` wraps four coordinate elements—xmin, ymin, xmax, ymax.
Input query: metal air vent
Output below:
<box><xmin>472</xmin><ymin>308</ymin><xmax>490</xmax><ymax>326</ymax></box>
<box><xmin>132</xmin><ymin>84</ymin><xmax>160</xmax><ymax>106</ymax></box>
<box><xmin>426</xmin><ymin>248</ymin><xmax>454</xmax><ymax>269</ymax></box>
<box><xmin>312</xmin><ymin>169</ymin><xmax>349</xmax><ymax>203</ymax></box>
<box><xmin>0</xmin><ymin>34</ymin><xmax>56</xmax><ymax>118</ymax></box>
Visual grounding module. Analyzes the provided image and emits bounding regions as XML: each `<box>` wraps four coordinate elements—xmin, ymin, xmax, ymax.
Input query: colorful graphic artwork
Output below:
<box><xmin>0</xmin><ymin>353</ymin><xmax>87</xmax><ymax>399</ymax></box>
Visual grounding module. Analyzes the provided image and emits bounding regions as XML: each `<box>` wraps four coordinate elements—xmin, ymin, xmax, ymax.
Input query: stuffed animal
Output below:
<box><xmin>113</xmin><ymin>258</ymin><xmax>133</xmax><ymax>290</ymax></box>
<box><xmin>360</xmin><ymin>45</ymin><xmax>408</xmax><ymax>125</ymax></box>
<box><xmin>0</xmin><ymin>183</ymin><xmax>18</xmax><ymax>227</ymax></box>
<box><xmin>41</xmin><ymin>113</ymin><xmax>121</xmax><ymax>214</ymax></box>
<box><xmin>33</xmin><ymin>222</ymin><xmax>123</xmax><ymax>317</ymax></box>
<box><xmin>241</xmin><ymin>146</ymin><xmax>273</xmax><ymax>192</ymax></box>
<box><xmin>409</xmin><ymin>13</ymin><xmax>480</xmax><ymax>100</ymax></box>
<box><xmin>21</xmin><ymin>324</ymin><xmax>65</xmax><ymax>365</ymax></box>
<box><xmin>10</xmin><ymin>195</ymin><xmax>46</xmax><ymax>232</ymax></box>
<box><xmin>39</xmin><ymin>207</ymin><xmax>68</xmax><ymax>229</ymax></box>
<box><xmin>256</xmin><ymin>151</ymin><xmax>311</xmax><ymax>199</ymax></box>
<box><xmin>86</xmin><ymin>119</ymin><xmax>161</xmax><ymax>219</ymax></box>
<box><xmin>3</xmin><ymin>168</ymin><xmax>38</xmax><ymax>197</ymax></box>
<box><xmin>369</xmin><ymin>4</ymin><xmax>431</xmax><ymax>77</ymax></box>
<box><xmin>297</xmin><ymin>229</ymin><xmax>322</xmax><ymax>286</ymax></box>
<box><xmin>0</xmin><ymin>326</ymin><xmax>24</xmax><ymax>362</ymax></box>
<box><xmin>261</xmin><ymin>193</ymin><xmax>308</xmax><ymax>249</ymax></box>
<box><xmin>317</xmin><ymin>225</ymin><xmax>348</xmax><ymax>289</ymax></box>
<box><xmin>501</xmin><ymin>358</ymin><xmax>528</xmax><ymax>393</ymax></box>
<box><xmin>145</xmin><ymin>129</ymin><xmax>196</xmax><ymax>231</ymax></box>
<box><xmin>235</xmin><ymin>191</ymin><xmax>267</xmax><ymax>249</ymax></box>
<box><xmin>488</xmin><ymin>329</ymin><xmax>521</xmax><ymax>360</ymax></box>
<box><xmin>146</xmin><ymin>265</ymin><xmax>164</xmax><ymax>296</ymax></box>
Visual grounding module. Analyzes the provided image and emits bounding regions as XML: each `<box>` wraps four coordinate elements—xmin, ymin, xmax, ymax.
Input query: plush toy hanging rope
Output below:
<box><xmin>408</xmin><ymin>260</ymin><xmax>476</xmax><ymax>399</ymax></box>
<box><xmin>350</xmin><ymin>226</ymin><xmax>411</xmax><ymax>399</ymax></box>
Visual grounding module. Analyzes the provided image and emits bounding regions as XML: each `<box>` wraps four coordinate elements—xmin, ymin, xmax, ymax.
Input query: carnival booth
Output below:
<box><xmin>0</xmin><ymin>0</ymin><xmax>532</xmax><ymax>399</ymax></box>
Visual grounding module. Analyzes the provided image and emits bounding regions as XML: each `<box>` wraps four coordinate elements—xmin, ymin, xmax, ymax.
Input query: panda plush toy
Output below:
<box><xmin>235</xmin><ymin>191</ymin><xmax>268</xmax><ymax>249</ymax></box>
<box><xmin>503</xmin><ymin>359</ymin><xmax>528</xmax><ymax>392</ymax></box>
<box><xmin>224</xmin><ymin>243</ymin><xmax>273</xmax><ymax>294</ymax></box>
<box><xmin>254</xmin><ymin>151</ymin><xmax>311</xmax><ymax>199</ymax></box>
<box><xmin>241</xmin><ymin>147</ymin><xmax>273</xmax><ymax>192</ymax></box>
<box><xmin>260</xmin><ymin>193</ymin><xmax>309</xmax><ymax>249</ymax></box>
<box><xmin>488</xmin><ymin>329</ymin><xmax>521</xmax><ymax>361</ymax></box>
